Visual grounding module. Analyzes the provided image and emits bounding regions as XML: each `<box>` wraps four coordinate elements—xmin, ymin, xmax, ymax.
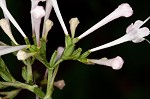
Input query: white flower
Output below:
<box><xmin>0</xmin><ymin>45</ymin><xmax>27</xmax><ymax>56</ymax></box>
<box><xmin>126</xmin><ymin>16</ymin><xmax>150</xmax><ymax>43</ymax></box>
<box><xmin>88</xmin><ymin>56</ymin><xmax>124</xmax><ymax>70</ymax></box>
<box><xmin>30</xmin><ymin>6</ymin><xmax>45</xmax><ymax>46</ymax></box>
<box><xmin>90</xmin><ymin>17</ymin><xmax>150</xmax><ymax>52</ymax></box>
<box><xmin>30</xmin><ymin>0</ymin><xmax>46</xmax><ymax>35</ymax></box>
<box><xmin>0</xmin><ymin>0</ymin><xmax>27</xmax><ymax>38</ymax></box>
<box><xmin>69</xmin><ymin>18</ymin><xmax>80</xmax><ymax>38</ymax></box>
<box><xmin>17</xmin><ymin>50</ymin><xmax>36</xmax><ymax>60</ymax></box>
<box><xmin>78</xmin><ymin>3</ymin><xmax>133</xmax><ymax>39</ymax></box>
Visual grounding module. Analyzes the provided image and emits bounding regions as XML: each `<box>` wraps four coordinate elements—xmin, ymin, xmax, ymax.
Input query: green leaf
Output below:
<box><xmin>22</xmin><ymin>66</ymin><xmax>27</xmax><ymax>81</ymax></box>
<box><xmin>0</xmin><ymin>69</ymin><xmax>12</xmax><ymax>82</ymax></box>
<box><xmin>0</xmin><ymin>57</ymin><xmax>6</xmax><ymax>69</ymax></box>
<box><xmin>49</xmin><ymin>50</ymin><xmax>57</xmax><ymax>67</ymax></box>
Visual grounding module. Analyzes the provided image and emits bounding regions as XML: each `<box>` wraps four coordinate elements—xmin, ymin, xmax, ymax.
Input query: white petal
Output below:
<box><xmin>138</xmin><ymin>27</ymin><xmax>150</xmax><ymax>37</ymax></box>
<box><xmin>133</xmin><ymin>20</ymin><xmax>143</xmax><ymax>29</ymax></box>
<box><xmin>126</xmin><ymin>23</ymin><xmax>133</xmax><ymax>33</ymax></box>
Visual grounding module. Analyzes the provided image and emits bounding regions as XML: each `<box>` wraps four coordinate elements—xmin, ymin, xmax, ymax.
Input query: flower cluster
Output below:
<box><xmin>0</xmin><ymin>0</ymin><xmax>149</xmax><ymax>69</ymax></box>
<box><xmin>0</xmin><ymin>0</ymin><xmax>150</xmax><ymax>98</ymax></box>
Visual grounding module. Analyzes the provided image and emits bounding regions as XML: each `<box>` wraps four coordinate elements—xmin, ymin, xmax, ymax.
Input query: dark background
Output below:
<box><xmin>0</xmin><ymin>0</ymin><xmax>150</xmax><ymax>99</ymax></box>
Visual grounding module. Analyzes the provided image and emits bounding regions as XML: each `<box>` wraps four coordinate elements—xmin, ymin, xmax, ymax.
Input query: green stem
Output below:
<box><xmin>0</xmin><ymin>81</ymin><xmax>45</xmax><ymax>98</ymax></box>
<box><xmin>26</xmin><ymin>60</ymin><xmax>33</xmax><ymax>84</ymax></box>
<box><xmin>53</xmin><ymin>59</ymin><xmax>63</xmax><ymax>68</ymax></box>
<box><xmin>44</xmin><ymin>69</ymin><xmax>53</xmax><ymax>99</ymax></box>
<box><xmin>44</xmin><ymin>65</ymin><xmax>60</xmax><ymax>99</ymax></box>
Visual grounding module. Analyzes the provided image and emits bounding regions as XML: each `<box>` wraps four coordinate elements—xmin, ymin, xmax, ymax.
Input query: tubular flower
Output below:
<box><xmin>0</xmin><ymin>45</ymin><xmax>27</xmax><ymax>56</ymax></box>
<box><xmin>88</xmin><ymin>56</ymin><xmax>124</xmax><ymax>70</ymax></box>
<box><xmin>30</xmin><ymin>0</ymin><xmax>46</xmax><ymax>34</ymax></box>
<box><xmin>78</xmin><ymin>3</ymin><xmax>133</xmax><ymax>39</ymax></box>
<box><xmin>30</xmin><ymin>6</ymin><xmax>45</xmax><ymax>46</ymax></box>
<box><xmin>50</xmin><ymin>0</ymin><xmax>68</xmax><ymax>35</ymax></box>
<box><xmin>90</xmin><ymin>17</ymin><xmax>150</xmax><ymax>52</ymax></box>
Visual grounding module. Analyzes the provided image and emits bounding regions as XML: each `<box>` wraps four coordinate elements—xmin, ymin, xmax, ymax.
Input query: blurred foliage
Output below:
<box><xmin>0</xmin><ymin>0</ymin><xmax>150</xmax><ymax>99</ymax></box>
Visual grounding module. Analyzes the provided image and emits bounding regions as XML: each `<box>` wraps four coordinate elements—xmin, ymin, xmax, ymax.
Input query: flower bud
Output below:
<box><xmin>69</xmin><ymin>17</ymin><xmax>80</xmax><ymax>38</ymax></box>
<box><xmin>17</xmin><ymin>50</ymin><xmax>36</xmax><ymax>60</ymax></box>
<box><xmin>54</xmin><ymin>80</ymin><xmax>65</xmax><ymax>90</ymax></box>
<box><xmin>88</xmin><ymin>56</ymin><xmax>124</xmax><ymax>70</ymax></box>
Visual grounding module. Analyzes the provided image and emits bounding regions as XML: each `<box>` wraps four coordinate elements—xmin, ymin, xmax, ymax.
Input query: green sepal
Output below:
<box><xmin>22</xmin><ymin>66</ymin><xmax>27</xmax><ymax>81</ymax></box>
<box><xmin>29</xmin><ymin>45</ymin><xmax>38</xmax><ymax>52</ymax></box>
<box><xmin>32</xmin><ymin>34</ymin><xmax>37</xmax><ymax>45</ymax></box>
<box><xmin>62</xmin><ymin>45</ymin><xmax>75</xmax><ymax>60</ymax></box>
<box><xmin>71</xmin><ymin>48</ymin><xmax>82</xmax><ymax>60</ymax></box>
<box><xmin>79</xmin><ymin>50</ymin><xmax>91</xmax><ymax>59</ymax></box>
<box><xmin>72</xmin><ymin>37</ymin><xmax>79</xmax><ymax>44</ymax></box>
<box><xmin>49</xmin><ymin>50</ymin><xmax>57</xmax><ymax>67</ymax></box>
<box><xmin>39</xmin><ymin>38</ymin><xmax>47</xmax><ymax>58</ymax></box>
<box><xmin>77</xmin><ymin>58</ymin><xmax>88</xmax><ymax>64</ymax></box>
<box><xmin>65</xmin><ymin>35</ymin><xmax>72</xmax><ymax>47</ymax></box>
<box><xmin>24</xmin><ymin>37</ymin><xmax>30</xmax><ymax>45</ymax></box>
<box><xmin>0</xmin><ymin>58</ymin><xmax>15</xmax><ymax>82</ymax></box>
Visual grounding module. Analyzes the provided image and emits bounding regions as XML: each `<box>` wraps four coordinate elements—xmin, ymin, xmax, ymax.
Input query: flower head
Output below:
<box><xmin>88</xmin><ymin>56</ymin><xmax>124</xmax><ymax>70</ymax></box>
